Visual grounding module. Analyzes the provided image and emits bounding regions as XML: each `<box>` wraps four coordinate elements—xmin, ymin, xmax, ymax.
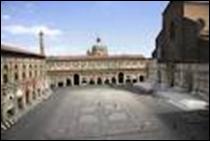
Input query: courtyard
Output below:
<box><xmin>1</xmin><ymin>85</ymin><xmax>209</xmax><ymax>140</ymax></box>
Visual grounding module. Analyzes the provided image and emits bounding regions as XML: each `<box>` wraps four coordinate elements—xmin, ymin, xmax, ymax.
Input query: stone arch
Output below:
<box><xmin>89</xmin><ymin>79</ymin><xmax>95</xmax><ymax>85</ymax></box>
<box><xmin>105</xmin><ymin>79</ymin><xmax>110</xmax><ymax>84</ymax></box>
<box><xmin>97</xmin><ymin>77</ymin><xmax>102</xmax><ymax>85</ymax></box>
<box><xmin>118</xmin><ymin>72</ymin><xmax>124</xmax><ymax>84</ymax></box>
<box><xmin>111</xmin><ymin>77</ymin><xmax>116</xmax><ymax>84</ymax></box>
<box><xmin>139</xmin><ymin>75</ymin><xmax>144</xmax><ymax>82</ymax></box>
<box><xmin>82</xmin><ymin>78</ymin><xmax>87</xmax><ymax>85</ymax></box>
<box><xmin>58</xmin><ymin>81</ymin><xmax>64</xmax><ymax>87</ymax></box>
<box><xmin>66</xmin><ymin>78</ymin><xmax>71</xmax><ymax>86</ymax></box>
<box><xmin>126</xmin><ymin>78</ymin><xmax>131</xmax><ymax>84</ymax></box>
<box><xmin>50</xmin><ymin>83</ymin><xmax>55</xmax><ymax>89</ymax></box>
<box><xmin>132</xmin><ymin>79</ymin><xmax>137</xmax><ymax>83</ymax></box>
<box><xmin>74</xmin><ymin>74</ymin><xmax>80</xmax><ymax>85</ymax></box>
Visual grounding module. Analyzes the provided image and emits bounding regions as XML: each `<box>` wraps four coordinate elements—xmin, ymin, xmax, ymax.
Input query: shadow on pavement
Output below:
<box><xmin>157</xmin><ymin>109</ymin><xmax>209</xmax><ymax>140</ymax></box>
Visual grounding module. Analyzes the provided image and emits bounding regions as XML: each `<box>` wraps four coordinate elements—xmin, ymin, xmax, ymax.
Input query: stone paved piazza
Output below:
<box><xmin>2</xmin><ymin>86</ymin><xmax>208</xmax><ymax>140</ymax></box>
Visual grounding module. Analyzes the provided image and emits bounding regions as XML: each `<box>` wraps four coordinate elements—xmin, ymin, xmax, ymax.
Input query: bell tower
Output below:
<box><xmin>39</xmin><ymin>31</ymin><xmax>45</xmax><ymax>56</ymax></box>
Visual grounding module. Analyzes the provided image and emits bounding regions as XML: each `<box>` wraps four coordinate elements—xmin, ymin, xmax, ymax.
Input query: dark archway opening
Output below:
<box><xmin>89</xmin><ymin>79</ymin><xmax>95</xmax><ymax>85</ymax></box>
<box><xmin>97</xmin><ymin>78</ymin><xmax>102</xmax><ymax>85</ymax></box>
<box><xmin>118</xmin><ymin>72</ymin><xmax>124</xmax><ymax>84</ymax></box>
<box><xmin>74</xmin><ymin>74</ymin><xmax>80</xmax><ymax>85</ymax></box>
<box><xmin>105</xmin><ymin>79</ymin><xmax>110</xmax><ymax>84</ymax></box>
<box><xmin>58</xmin><ymin>82</ymin><xmax>64</xmax><ymax>87</ymax></box>
<box><xmin>50</xmin><ymin>84</ymin><xmax>55</xmax><ymax>89</ymax></box>
<box><xmin>126</xmin><ymin>79</ymin><xmax>131</xmax><ymax>84</ymax></box>
<box><xmin>66</xmin><ymin>79</ymin><xmax>71</xmax><ymax>86</ymax></box>
<box><xmin>7</xmin><ymin>108</ymin><xmax>15</xmax><ymax>118</ymax></box>
<box><xmin>139</xmin><ymin>75</ymin><xmax>144</xmax><ymax>82</ymax></box>
<box><xmin>133</xmin><ymin>79</ymin><xmax>137</xmax><ymax>83</ymax></box>
<box><xmin>112</xmin><ymin>77</ymin><xmax>116</xmax><ymax>84</ymax></box>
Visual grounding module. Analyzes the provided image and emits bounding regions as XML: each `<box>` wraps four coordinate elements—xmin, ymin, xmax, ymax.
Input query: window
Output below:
<box><xmin>4</xmin><ymin>64</ymin><xmax>8</xmax><ymax>71</ymax></box>
<box><xmin>7</xmin><ymin>108</ymin><xmax>15</xmax><ymax>117</ymax></box>
<box><xmin>3</xmin><ymin>74</ymin><xmax>8</xmax><ymax>84</ymax></box>
<box><xmin>14</xmin><ymin>64</ymin><xmax>18</xmax><ymax>69</ymax></box>
<box><xmin>34</xmin><ymin>70</ymin><xmax>37</xmax><ymax>77</ymax></box>
<box><xmin>14</xmin><ymin>72</ymin><xmax>18</xmax><ymax>81</ymax></box>
<box><xmin>29</xmin><ymin>71</ymin><xmax>32</xmax><ymax>78</ymax></box>
<box><xmin>22</xmin><ymin>72</ymin><xmax>26</xmax><ymax>79</ymax></box>
<box><xmin>3</xmin><ymin>92</ymin><xmax>6</xmax><ymax>96</ymax></box>
<box><xmin>23</xmin><ymin>65</ymin><xmax>26</xmax><ymax>69</ymax></box>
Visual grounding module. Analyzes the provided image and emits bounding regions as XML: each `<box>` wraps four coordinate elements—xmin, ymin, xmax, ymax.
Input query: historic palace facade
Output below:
<box><xmin>1</xmin><ymin>35</ymin><xmax>148</xmax><ymax>129</ymax></box>
<box><xmin>47</xmin><ymin>38</ymin><xmax>148</xmax><ymax>88</ymax></box>
<box><xmin>1</xmin><ymin>43</ymin><xmax>51</xmax><ymax>129</ymax></box>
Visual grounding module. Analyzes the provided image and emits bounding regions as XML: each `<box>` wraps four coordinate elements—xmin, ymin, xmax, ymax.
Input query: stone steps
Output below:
<box><xmin>1</xmin><ymin>119</ymin><xmax>15</xmax><ymax>131</ymax></box>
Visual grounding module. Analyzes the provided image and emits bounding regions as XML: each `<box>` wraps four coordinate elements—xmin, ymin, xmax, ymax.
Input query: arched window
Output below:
<box><xmin>4</xmin><ymin>64</ymin><xmax>8</xmax><ymax>71</ymax></box>
<box><xmin>14</xmin><ymin>64</ymin><xmax>18</xmax><ymax>69</ymax></box>
<box><xmin>29</xmin><ymin>65</ymin><xmax>32</xmax><ymax>78</ymax></box>
<box><xmin>14</xmin><ymin>72</ymin><xmax>18</xmax><ymax>81</ymax></box>
<box><xmin>3</xmin><ymin>74</ymin><xmax>8</xmax><ymax>84</ymax></box>
<box><xmin>14</xmin><ymin>64</ymin><xmax>18</xmax><ymax>81</ymax></box>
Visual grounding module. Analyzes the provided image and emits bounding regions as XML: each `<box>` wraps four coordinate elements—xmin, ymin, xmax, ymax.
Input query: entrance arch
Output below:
<box><xmin>97</xmin><ymin>78</ymin><xmax>102</xmax><ymax>85</ymax></box>
<box><xmin>74</xmin><ymin>74</ymin><xmax>80</xmax><ymax>85</ymax></box>
<box><xmin>89</xmin><ymin>79</ymin><xmax>95</xmax><ymax>85</ymax></box>
<box><xmin>126</xmin><ymin>79</ymin><xmax>131</xmax><ymax>84</ymax></box>
<box><xmin>105</xmin><ymin>79</ymin><xmax>110</xmax><ymax>84</ymax></box>
<box><xmin>139</xmin><ymin>75</ymin><xmax>144</xmax><ymax>82</ymax></box>
<box><xmin>111</xmin><ymin>77</ymin><xmax>116</xmax><ymax>84</ymax></box>
<box><xmin>133</xmin><ymin>79</ymin><xmax>137</xmax><ymax>83</ymax></box>
<box><xmin>58</xmin><ymin>81</ymin><xmax>64</xmax><ymax>87</ymax></box>
<box><xmin>66</xmin><ymin>78</ymin><xmax>71</xmax><ymax>86</ymax></box>
<box><xmin>118</xmin><ymin>72</ymin><xmax>124</xmax><ymax>84</ymax></box>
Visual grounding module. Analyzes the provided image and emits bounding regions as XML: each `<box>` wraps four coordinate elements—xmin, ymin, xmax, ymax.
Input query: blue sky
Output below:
<box><xmin>1</xmin><ymin>1</ymin><xmax>168</xmax><ymax>57</ymax></box>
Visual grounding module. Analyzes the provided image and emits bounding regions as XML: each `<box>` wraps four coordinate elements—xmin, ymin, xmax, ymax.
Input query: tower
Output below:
<box><xmin>39</xmin><ymin>31</ymin><xmax>45</xmax><ymax>56</ymax></box>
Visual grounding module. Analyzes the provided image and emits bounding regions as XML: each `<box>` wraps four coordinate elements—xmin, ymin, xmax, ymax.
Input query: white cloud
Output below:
<box><xmin>3</xmin><ymin>25</ymin><xmax>62</xmax><ymax>36</ymax></box>
<box><xmin>2</xmin><ymin>14</ymin><xmax>11</xmax><ymax>20</ymax></box>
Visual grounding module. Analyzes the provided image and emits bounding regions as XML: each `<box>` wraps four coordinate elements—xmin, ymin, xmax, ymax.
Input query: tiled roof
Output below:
<box><xmin>1</xmin><ymin>44</ymin><xmax>45</xmax><ymax>58</ymax></box>
<box><xmin>47</xmin><ymin>54</ymin><xmax>145</xmax><ymax>61</ymax></box>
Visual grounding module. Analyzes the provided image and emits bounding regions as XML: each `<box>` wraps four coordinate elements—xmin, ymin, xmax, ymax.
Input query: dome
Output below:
<box><xmin>87</xmin><ymin>38</ymin><xmax>108</xmax><ymax>57</ymax></box>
